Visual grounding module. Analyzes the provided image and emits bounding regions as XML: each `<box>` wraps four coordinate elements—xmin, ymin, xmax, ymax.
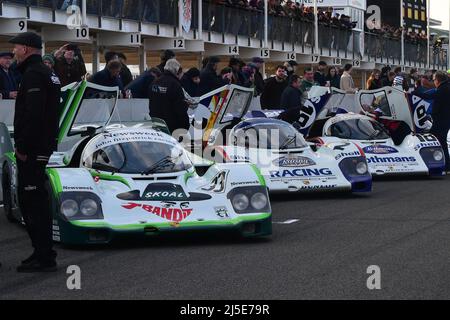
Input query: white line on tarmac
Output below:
<box><xmin>274</xmin><ymin>219</ymin><xmax>300</xmax><ymax>225</ymax></box>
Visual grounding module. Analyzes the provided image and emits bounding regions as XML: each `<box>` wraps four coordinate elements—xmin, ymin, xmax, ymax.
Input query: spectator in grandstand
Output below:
<box><xmin>117</xmin><ymin>52</ymin><xmax>133</xmax><ymax>88</ymax></box>
<box><xmin>260</xmin><ymin>65</ymin><xmax>288</xmax><ymax>110</ymax></box>
<box><xmin>366</xmin><ymin>69</ymin><xmax>382</xmax><ymax>90</ymax></box>
<box><xmin>53</xmin><ymin>43</ymin><xmax>87</xmax><ymax>86</ymax></box>
<box><xmin>199</xmin><ymin>56</ymin><xmax>228</xmax><ymax>95</ymax></box>
<box><xmin>149</xmin><ymin>59</ymin><xmax>189</xmax><ymax>133</ymax></box>
<box><xmin>181</xmin><ymin>67</ymin><xmax>201</xmax><ymax>97</ymax></box>
<box><xmin>280</xmin><ymin>74</ymin><xmax>302</xmax><ymax>110</ymax></box>
<box><xmin>340</xmin><ymin>64</ymin><xmax>357</xmax><ymax>93</ymax></box>
<box><xmin>0</xmin><ymin>52</ymin><xmax>19</xmax><ymax>99</ymax></box>
<box><xmin>89</xmin><ymin>60</ymin><xmax>124</xmax><ymax>95</ymax></box>
<box><xmin>125</xmin><ymin>67</ymin><xmax>161</xmax><ymax>99</ymax></box>
<box><xmin>157</xmin><ymin>50</ymin><xmax>176</xmax><ymax>73</ymax></box>
<box><xmin>314</xmin><ymin>61</ymin><xmax>328</xmax><ymax>86</ymax></box>
<box><xmin>326</xmin><ymin>66</ymin><xmax>340</xmax><ymax>89</ymax></box>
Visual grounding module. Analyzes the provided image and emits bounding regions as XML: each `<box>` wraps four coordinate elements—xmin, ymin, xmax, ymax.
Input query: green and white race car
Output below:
<box><xmin>0</xmin><ymin>81</ymin><xmax>271</xmax><ymax>245</ymax></box>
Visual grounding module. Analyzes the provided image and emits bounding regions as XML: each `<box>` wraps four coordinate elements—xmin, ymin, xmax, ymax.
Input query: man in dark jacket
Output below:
<box><xmin>157</xmin><ymin>49</ymin><xmax>176</xmax><ymax>73</ymax></box>
<box><xmin>260</xmin><ymin>65</ymin><xmax>288</xmax><ymax>109</ymax></box>
<box><xmin>314</xmin><ymin>61</ymin><xmax>328</xmax><ymax>86</ymax></box>
<box><xmin>117</xmin><ymin>52</ymin><xmax>133</xmax><ymax>87</ymax></box>
<box><xmin>10</xmin><ymin>32</ymin><xmax>61</xmax><ymax>272</ymax></box>
<box><xmin>250</xmin><ymin>57</ymin><xmax>265</xmax><ymax>96</ymax></box>
<box><xmin>181</xmin><ymin>67</ymin><xmax>201</xmax><ymax>97</ymax></box>
<box><xmin>149</xmin><ymin>59</ymin><xmax>189</xmax><ymax>133</ymax></box>
<box><xmin>413</xmin><ymin>71</ymin><xmax>450</xmax><ymax>171</ymax></box>
<box><xmin>89</xmin><ymin>60</ymin><xmax>125</xmax><ymax>95</ymax></box>
<box><xmin>0</xmin><ymin>52</ymin><xmax>19</xmax><ymax>99</ymax></box>
<box><xmin>199</xmin><ymin>56</ymin><xmax>227</xmax><ymax>95</ymax></box>
<box><xmin>125</xmin><ymin>68</ymin><xmax>161</xmax><ymax>99</ymax></box>
<box><xmin>280</xmin><ymin>75</ymin><xmax>302</xmax><ymax>110</ymax></box>
<box><xmin>53</xmin><ymin>43</ymin><xmax>86</xmax><ymax>86</ymax></box>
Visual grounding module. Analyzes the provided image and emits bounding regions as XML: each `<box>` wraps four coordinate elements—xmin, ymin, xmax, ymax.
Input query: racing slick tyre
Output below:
<box><xmin>2</xmin><ymin>165</ymin><xmax>15</xmax><ymax>223</ymax></box>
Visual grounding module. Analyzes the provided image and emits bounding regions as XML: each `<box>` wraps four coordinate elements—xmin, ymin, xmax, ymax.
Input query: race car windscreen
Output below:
<box><xmin>360</xmin><ymin>91</ymin><xmax>392</xmax><ymax>117</ymax></box>
<box><xmin>85</xmin><ymin>141</ymin><xmax>193</xmax><ymax>174</ymax></box>
<box><xmin>328</xmin><ymin>118</ymin><xmax>390</xmax><ymax>140</ymax></box>
<box><xmin>68</xmin><ymin>87</ymin><xmax>118</xmax><ymax>136</ymax></box>
<box><xmin>219</xmin><ymin>89</ymin><xmax>252</xmax><ymax>124</ymax></box>
<box><xmin>231</xmin><ymin>121</ymin><xmax>308</xmax><ymax>150</ymax></box>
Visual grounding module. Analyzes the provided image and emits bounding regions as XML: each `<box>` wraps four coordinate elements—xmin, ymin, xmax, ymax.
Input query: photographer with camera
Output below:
<box><xmin>53</xmin><ymin>43</ymin><xmax>87</xmax><ymax>87</ymax></box>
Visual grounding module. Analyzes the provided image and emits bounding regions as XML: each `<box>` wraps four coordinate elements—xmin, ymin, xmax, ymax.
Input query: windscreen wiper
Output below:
<box><xmin>142</xmin><ymin>154</ymin><xmax>182</xmax><ymax>175</ymax></box>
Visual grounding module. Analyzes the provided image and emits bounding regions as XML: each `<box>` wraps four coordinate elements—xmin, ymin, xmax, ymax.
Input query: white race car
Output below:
<box><xmin>300</xmin><ymin>87</ymin><xmax>446</xmax><ymax>177</ymax></box>
<box><xmin>206</xmin><ymin>118</ymin><xmax>372</xmax><ymax>194</ymax></box>
<box><xmin>0</xmin><ymin>81</ymin><xmax>272</xmax><ymax>245</ymax></box>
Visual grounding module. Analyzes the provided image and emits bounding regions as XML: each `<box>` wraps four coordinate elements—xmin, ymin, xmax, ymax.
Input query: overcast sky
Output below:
<box><xmin>430</xmin><ymin>0</ymin><xmax>449</xmax><ymax>29</ymax></box>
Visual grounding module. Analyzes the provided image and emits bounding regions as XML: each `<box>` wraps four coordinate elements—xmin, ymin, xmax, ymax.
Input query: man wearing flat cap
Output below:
<box><xmin>0</xmin><ymin>51</ymin><xmax>19</xmax><ymax>99</ymax></box>
<box><xmin>9</xmin><ymin>32</ymin><xmax>61</xmax><ymax>273</ymax></box>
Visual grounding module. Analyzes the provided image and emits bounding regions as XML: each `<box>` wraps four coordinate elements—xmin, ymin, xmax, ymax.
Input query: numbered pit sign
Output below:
<box><xmin>311</xmin><ymin>54</ymin><xmax>320</xmax><ymax>63</ymax></box>
<box><xmin>227</xmin><ymin>45</ymin><xmax>239</xmax><ymax>55</ymax></box>
<box><xmin>17</xmin><ymin>19</ymin><xmax>27</xmax><ymax>33</ymax></box>
<box><xmin>172</xmin><ymin>38</ymin><xmax>185</xmax><ymax>50</ymax></box>
<box><xmin>260</xmin><ymin>49</ymin><xmax>270</xmax><ymax>59</ymax></box>
<box><xmin>286</xmin><ymin>52</ymin><xmax>296</xmax><ymax>61</ymax></box>
<box><xmin>75</xmin><ymin>27</ymin><xmax>89</xmax><ymax>40</ymax></box>
<box><xmin>129</xmin><ymin>33</ymin><xmax>141</xmax><ymax>45</ymax></box>
<box><xmin>333</xmin><ymin>58</ymin><xmax>342</xmax><ymax>66</ymax></box>
<box><xmin>0</xmin><ymin>18</ymin><xmax>28</xmax><ymax>34</ymax></box>
<box><xmin>352</xmin><ymin>59</ymin><xmax>361</xmax><ymax>68</ymax></box>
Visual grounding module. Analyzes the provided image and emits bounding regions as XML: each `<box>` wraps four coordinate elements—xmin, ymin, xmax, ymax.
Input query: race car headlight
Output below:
<box><xmin>251</xmin><ymin>193</ymin><xmax>268</xmax><ymax>211</ymax></box>
<box><xmin>433</xmin><ymin>150</ymin><xmax>444</xmax><ymax>162</ymax></box>
<box><xmin>232</xmin><ymin>194</ymin><xmax>250</xmax><ymax>211</ymax></box>
<box><xmin>420</xmin><ymin>147</ymin><xmax>446</xmax><ymax>168</ymax></box>
<box><xmin>59</xmin><ymin>192</ymin><xmax>103</xmax><ymax>221</ymax></box>
<box><xmin>339</xmin><ymin>157</ymin><xmax>370</xmax><ymax>177</ymax></box>
<box><xmin>80</xmin><ymin>199</ymin><xmax>98</xmax><ymax>217</ymax></box>
<box><xmin>61</xmin><ymin>200</ymin><xmax>79</xmax><ymax>218</ymax></box>
<box><xmin>228</xmin><ymin>186</ymin><xmax>271</xmax><ymax>214</ymax></box>
<box><xmin>356</xmin><ymin>162</ymin><xmax>368</xmax><ymax>175</ymax></box>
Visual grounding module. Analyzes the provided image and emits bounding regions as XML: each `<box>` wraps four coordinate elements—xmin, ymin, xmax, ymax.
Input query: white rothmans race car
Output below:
<box><xmin>0</xmin><ymin>81</ymin><xmax>272</xmax><ymax>245</ymax></box>
<box><xmin>188</xmin><ymin>86</ymin><xmax>372</xmax><ymax>194</ymax></box>
<box><xmin>208</xmin><ymin>118</ymin><xmax>372</xmax><ymax>194</ymax></box>
<box><xmin>294</xmin><ymin>86</ymin><xmax>446</xmax><ymax>177</ymax></box>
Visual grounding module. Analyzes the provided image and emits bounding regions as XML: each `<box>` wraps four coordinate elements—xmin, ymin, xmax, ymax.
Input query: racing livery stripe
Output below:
<box><xmin>353</xmin><ymin>142</ymin><xmax>365</xmax><ymax>157</ymax></box>
<box><xmin>184</xmin><ymin>170</ymin><xmax>196</xmax><ymax>184</ymax></box>
<box><xmin>58</xmin><ymin>81</ymin><xmax>87</xmax><ymax>143</ymax></box>
<box><xmin>59</xmin><ymin>88</ymin><xmax>76</xmax><ymax>123</ymax></box>
<box><xmin>89</xmin><ymin>170</ymin><xmax>131</xmax><ymax>188</ymax></box>
<box><xmin>250</xmin><ymin>164</ymin><xmax>267</xmax><ymax>187</ymax></box>
<box><xmin>47</xmin><ymin>169</ymin><xmax>63</xmax><ymax>194</ymax></box>
<box><xmin>69</xmin><ymin>213</ymin><xmax>271</xmax><ymax>230</ymax></box>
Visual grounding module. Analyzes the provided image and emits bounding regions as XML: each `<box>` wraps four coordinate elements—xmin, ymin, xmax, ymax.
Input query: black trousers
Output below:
<box><xmin>17</xmin><ymin>158</ymin><xmax>56</xmax><ymax>263</ymax></box>
<box><xmin>431</xmin><ymin>127</ymin><xmax>450</xmax><ymax>171</ymax></box>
